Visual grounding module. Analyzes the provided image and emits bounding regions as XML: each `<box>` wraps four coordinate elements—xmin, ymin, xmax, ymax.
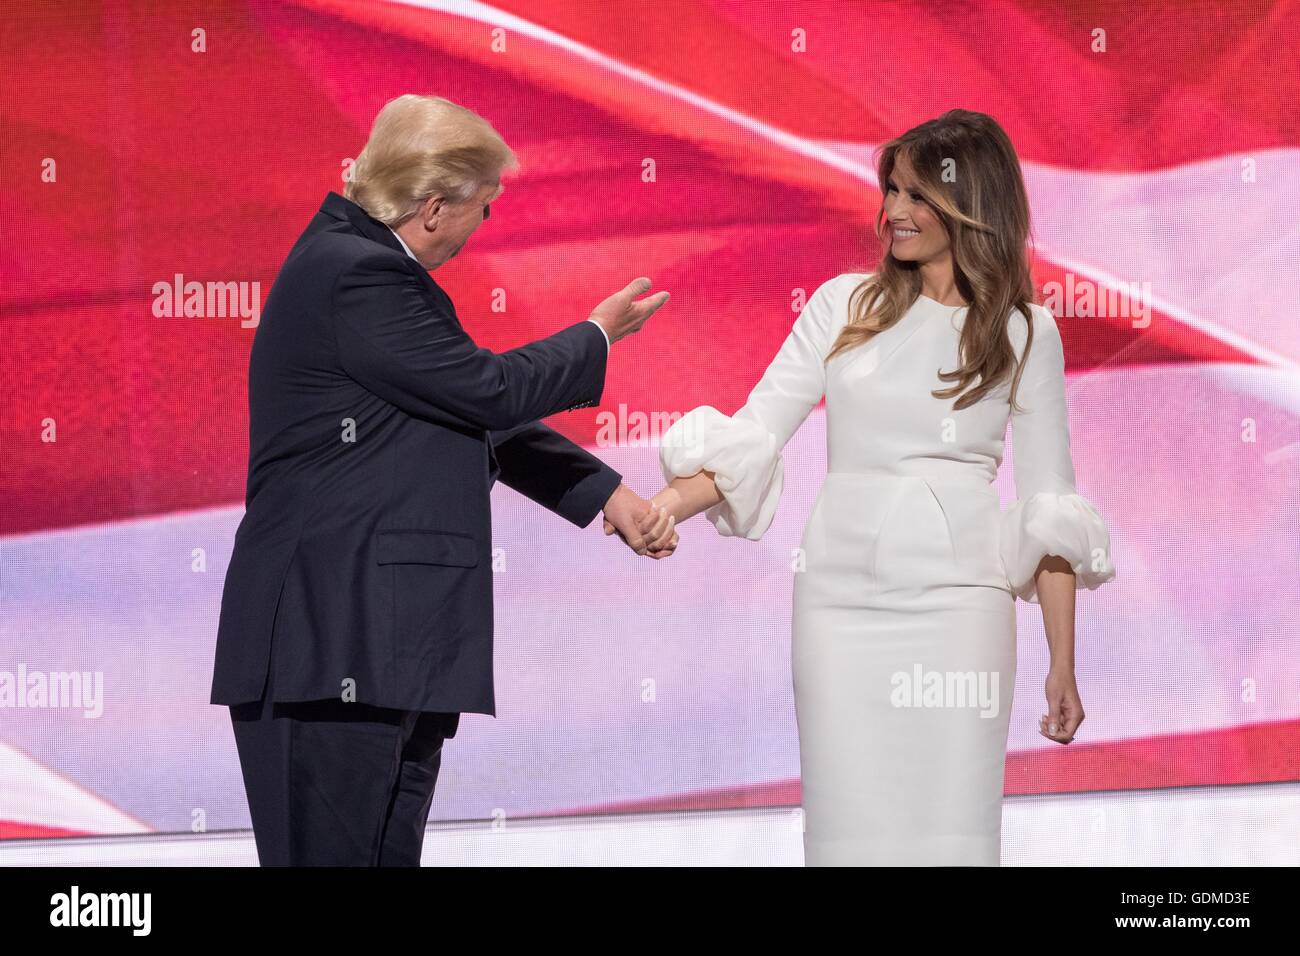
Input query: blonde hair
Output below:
<box><xmin>827</xmin><ymin>109</ymin><xmax>1037</xmax><ymax>413</ymax></box>
<box><xmin>344</xmin><ymin>94</ymin><xmax>519</xmax><ymax>226</ymax></box>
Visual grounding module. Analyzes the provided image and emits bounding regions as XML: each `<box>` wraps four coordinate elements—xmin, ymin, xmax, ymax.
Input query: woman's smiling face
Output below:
<box><xmin>883</xmin><ymin>153</ymin><xmax>950</xmax><ymax>266</ymax></box>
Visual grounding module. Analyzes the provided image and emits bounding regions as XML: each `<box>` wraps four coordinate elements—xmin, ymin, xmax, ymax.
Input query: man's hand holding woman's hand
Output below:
<box><xmin>601</xmin><ymin>484</ymin><xmax>677</xmax><ymax>559</ymax></box>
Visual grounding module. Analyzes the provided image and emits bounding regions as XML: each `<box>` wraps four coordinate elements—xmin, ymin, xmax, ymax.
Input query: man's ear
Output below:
<box><xmin>422</xmin><ymin>195</ymin><xmax>444</xmax><ymax>230</ymax></box>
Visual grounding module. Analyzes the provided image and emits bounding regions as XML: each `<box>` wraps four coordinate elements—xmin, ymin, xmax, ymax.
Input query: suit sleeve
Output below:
<box><xmin>490</xmin><ymin>421</ymin><xmax>622</xmax><ymax>527</ymax></box>
<box><xmin>332</xmin><ymin>249</ymin><xmax>607</xmax><ymax>431</ymax></box>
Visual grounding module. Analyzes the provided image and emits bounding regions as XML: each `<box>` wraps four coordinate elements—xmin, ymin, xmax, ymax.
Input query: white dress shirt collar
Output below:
<box><xmin>388</xmin><ymin>226</ymin><xmax>417</xmax><ymax>261</ymax></box>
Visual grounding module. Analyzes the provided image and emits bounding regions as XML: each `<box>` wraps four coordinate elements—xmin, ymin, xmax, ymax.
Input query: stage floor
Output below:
<box><xmin>1</xmin><ymin>783</ymin><xmax>1295</xmax><ymax>866</ymax></box>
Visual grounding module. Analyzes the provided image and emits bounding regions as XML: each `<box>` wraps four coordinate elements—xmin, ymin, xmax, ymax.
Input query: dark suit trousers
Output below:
<box><xmin>229</xmin><ymin>664</ymin><xmax>458</xmax><ymax>866</ymax></box>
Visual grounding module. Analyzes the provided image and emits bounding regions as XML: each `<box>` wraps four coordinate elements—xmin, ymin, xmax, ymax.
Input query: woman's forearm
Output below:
<box><xmin>650</xmin><ymin>471</ymin><xmax>723</xmax><ymax>523</ymax></box>
<box><xmin>1034</xmin><ymin>555</ymin><xmax>1077</xmax><ymax>672</ymax></box>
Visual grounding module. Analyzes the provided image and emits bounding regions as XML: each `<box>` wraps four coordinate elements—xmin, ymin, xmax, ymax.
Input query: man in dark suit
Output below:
<box><xmin>211</xmin><ymin>94</ymin><xmax>673</xmax><ymax>865</ymax></box>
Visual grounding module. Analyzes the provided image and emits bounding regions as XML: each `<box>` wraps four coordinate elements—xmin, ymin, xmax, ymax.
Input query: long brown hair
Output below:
<box><xmin>826</xmin><ymin>109</ymin><xmax>1037</xmax><ymax>412</ymax></box>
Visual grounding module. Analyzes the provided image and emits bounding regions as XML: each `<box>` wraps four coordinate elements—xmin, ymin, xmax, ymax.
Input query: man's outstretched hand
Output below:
<box><xmin>589</xmin><ymin>278</ymin><xmax>670</xmax><ymax>345</ymax></box>
<box><xmin>602</xmin><ymin>484</ymin><xmax>677</xmax><ymax>559</ymax></box>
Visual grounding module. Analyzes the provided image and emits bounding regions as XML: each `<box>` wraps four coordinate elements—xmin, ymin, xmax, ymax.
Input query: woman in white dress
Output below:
<box><xmin>649</xmin><ymin>110</ymin><xmax>1116</xmax><ymax>865</ymax></box>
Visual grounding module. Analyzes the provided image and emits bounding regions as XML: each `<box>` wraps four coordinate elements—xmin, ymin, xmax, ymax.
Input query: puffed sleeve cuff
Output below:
<box><xmin>659</xmin><ymin>406</ymin><xmax>783</xmax><ymax>540</ymax></box>
<box><xmin>998</xmin><ymin>492</ymin><xmax>1117</xmax><ymax>604</ymax></box>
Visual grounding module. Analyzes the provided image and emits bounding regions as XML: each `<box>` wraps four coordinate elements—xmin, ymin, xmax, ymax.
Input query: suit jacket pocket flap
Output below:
<box><xmin>375</xmin><ymin>530</ymin><xmax>479</xmax><ymax>567</ymax></box>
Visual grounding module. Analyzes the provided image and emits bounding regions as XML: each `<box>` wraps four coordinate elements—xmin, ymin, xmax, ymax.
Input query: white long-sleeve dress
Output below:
<box><xmin>659</xmin><ymin>272</ymin><xmax>1116</xmax><ymax>866</ymax></box>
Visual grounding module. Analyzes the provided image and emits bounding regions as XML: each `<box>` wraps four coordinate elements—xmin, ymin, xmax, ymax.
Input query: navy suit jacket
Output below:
<box><xmin>210</xmin><ymin>192</ymin><xmax>621</xmax><ymax>729</ymax></box>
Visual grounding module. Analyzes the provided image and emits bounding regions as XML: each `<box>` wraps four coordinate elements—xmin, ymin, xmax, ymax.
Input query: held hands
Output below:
<box><xmin>601</xmin><ymin>484</ymin><xmax>677</xmax><ymax>559</ymax></box>
<box><xmin>598</xmin><ymin>476</ymin><xmax>714</xmax><ymax>559</ymax></box>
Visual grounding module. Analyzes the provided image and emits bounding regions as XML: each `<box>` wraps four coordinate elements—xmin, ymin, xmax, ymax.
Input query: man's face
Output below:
<box><xmin>405</xmin><ymin>179</ymin><xmax>503</xmax><ymax>270</ymax></box>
